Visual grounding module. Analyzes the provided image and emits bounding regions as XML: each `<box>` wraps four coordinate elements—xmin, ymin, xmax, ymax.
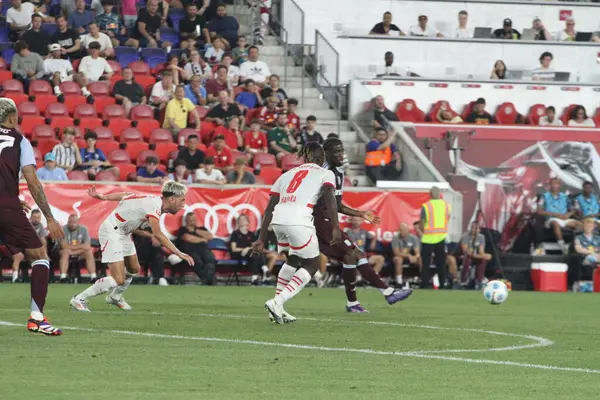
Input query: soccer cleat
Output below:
<box><xmin>346</xmin><ymin>303</ymin><xmax>369</xmax><ymax>313</ymax></box>
<box><xmin>27</xmin><ymin>317</ymin><xmax>63</xmax><ymax>336</ymax></box>
<box><xmin>70</xmin><ymin>296</ymin><xmax>91</xmax><ymax>312</ymax></box>
<box><xmin>385</xmin><ymin>288</ymin><xmax>413</xmax><ymax>305</ymax></box>
<box><xmin>265</xmin><ymin>299</ymin><xmax>284</xmax><ymax>324</ymax></box>
<box><xmin>270</xmin><ymin>309</ymin><xmax>296</xmax><ymax>323</ymax></box>
<box><xmin>106</xmin><ymin>295</ymin><xmax>132</xmax><ymax>310</ymax></box>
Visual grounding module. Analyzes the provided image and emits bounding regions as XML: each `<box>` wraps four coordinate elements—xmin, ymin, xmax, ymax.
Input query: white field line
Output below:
<box><xmin>1</xmin><ymin>320</ymin><xmax>598</xmax><ymax>375</ymax></box>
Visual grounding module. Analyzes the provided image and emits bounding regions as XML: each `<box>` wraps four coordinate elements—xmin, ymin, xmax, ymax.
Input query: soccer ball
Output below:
<box><xmin>483</xmin><ymin>280</ymin><xmax>509</xmax><ymax>305</ymax></box>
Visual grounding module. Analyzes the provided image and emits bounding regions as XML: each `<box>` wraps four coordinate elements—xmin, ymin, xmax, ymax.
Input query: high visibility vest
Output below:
<box><xmin>364</xmin><ymin>146</ymin><xmax>392</xmax><ymax>166</ymax></box>
<box><xmin>421</xmin><ymin>199</ymin><xmax>449</xmax><ymax>244</ymax></box>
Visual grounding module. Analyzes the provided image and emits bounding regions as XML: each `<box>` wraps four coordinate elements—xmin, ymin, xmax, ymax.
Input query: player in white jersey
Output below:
<box><xmin>70</xmin><ymin>181</ymin><xmax>194</xmax><ymax>312</ymax></box>
<box><xmin>252</xmin><ymin>142</ymin><xmax>341</xmax><ymax>324</ymax></box>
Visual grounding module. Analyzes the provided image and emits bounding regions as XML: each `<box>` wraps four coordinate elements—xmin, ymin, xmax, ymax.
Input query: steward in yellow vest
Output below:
<box><xmin>419</xmin><ymin>186</ymin><xmax>450</xmax><ymax>289</ymax></box>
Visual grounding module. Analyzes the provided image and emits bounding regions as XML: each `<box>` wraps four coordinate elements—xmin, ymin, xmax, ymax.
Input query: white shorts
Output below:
<box><xmin>545</xmin><ymin>218</ymin><xmax>577</xmax><ymax>229</ymax></box>
<box><xmin>272</xmin><ymin>224</ymin><xmax>319</xmax><ymax>259</ymax></box>
<box><xmin>98</xmin><ymin>222</ymin><xmax>136</xmax><ymax>264</ymax></box>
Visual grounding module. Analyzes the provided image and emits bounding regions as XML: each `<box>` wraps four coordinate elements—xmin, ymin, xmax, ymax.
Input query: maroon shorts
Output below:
<box><xmin>0</xmin><ymin>205</ymin><xmax>43</xmax><ymax>255</ymax></box>
<box><xmin>314</xmin><ymin>218</ymin><xmax>356</xmax><ymax>262</ymax></box>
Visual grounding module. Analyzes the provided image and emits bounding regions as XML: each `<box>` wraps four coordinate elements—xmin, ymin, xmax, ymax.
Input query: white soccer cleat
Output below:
<box><xmin>105</xmin><ymin>295</ymin><xmax>132</xmax><ymax>310</ymax></box>
<box><xmin>269</xmin><ymin>308</ymin><xmax>297</xmax><ymax>323</ymax></box>
<box><xmin>70</xmin><ymin>296</ymin><xmax>91</xmax><ymax>312</ymax></box>
<box><xmin>265</xmin><ymin>299</ymin><xmax>284</xmax><ymax>324</ymax></box>
<box><xmin>158</xmin><ymin>277</ymin><xmax>169</xmax><ymax>287</ymax></box>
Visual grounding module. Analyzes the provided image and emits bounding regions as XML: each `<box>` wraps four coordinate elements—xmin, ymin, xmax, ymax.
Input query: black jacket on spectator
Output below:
<box><xmin>176</xmin><ymin>148</ymin><xmax>205</xmax><ymax>170</ymax></box>
<box><xmin>230</xmin><ymin>229</ymin><xmax>264</xmax><ymax>278</ymax></box>
<box><xmin>21</xmin><ymin>29</ymin><xmax>52</xmax><ymax>57</ymax></box>
<box><xmin>51</xmin><ymin>28</ymin><xmax>83</xmax><ymax>59</ymax></box>
<box><xmin>113</xmin><ymin>80</ymin><xmax>145</xmax><ymax>103</ymax></box>
<box><xmin>177</xmin><ymin>226</ymin><xmax>216</xmax><ymax>284</ymax></box>
<box><xmin>370</xmin><ymin>22</ymin><xmax>401</xmax><ymax>34</ymax></box>
<box><xmin>374</xmin><ymin>108</ymin><xmax>399</xmax><ymax>128</ymax></box>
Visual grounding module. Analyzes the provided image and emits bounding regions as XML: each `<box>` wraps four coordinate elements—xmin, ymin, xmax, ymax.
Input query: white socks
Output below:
<box><xmin>261</xmin><ymin>265</ymin><xmax>269</xmax><ymax>280</ymax></box>
<box><xmin>380</xmin><ymin>287</ymin><xmax>394</xmax><ymax>296</ymax></box>
<box><xmin>12</xmin><ymin>270</ymin><xmax>18</xmax><ymax>283</ymax></box>
<box><xmin>275</xmin><ymin>263</ymin><xmax>296</xmax><ymax>296</ymax></box>
<box><xmin>110</xmin><ymin>272</ymin><xmax>135</xmax><ymax>300</ymax></box>
<box><xmin>78</xmin><ymin>276</ymin><xmax>117</xmax><ymax>300</ymax></box>
<box><xmin>396</xmin><ymin>275</ymin><xmax>403</xmax><ymax>284</ymax></box>
<box><xmin>81</xmin><ymin>87</ymin><xmax>91</xmax><ymax>97</ymax></box>
<box><xmin>274</xmin><ymin>268</ymin><xmax>311</xmax><ymax>305</ymax></box>
<box><xmin>90</xmin><ymin>272</ymin><xmax>97</xmax><ymax>280</ymax></box>
<box><xmin>314</xmin><ymin>270</ymin><xmax>323</xmax><ymax>282</ymax></box>
<box><xmin>54</xmin><ymin>85</ymin><xmax>62</xmax><ymax>96</ymax></box>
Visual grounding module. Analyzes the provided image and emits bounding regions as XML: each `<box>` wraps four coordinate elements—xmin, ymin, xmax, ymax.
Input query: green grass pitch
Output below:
<box><xmin>2</xmin><ymin>285</ymin><xmax>600</xmax><ymax>399</ymax></box>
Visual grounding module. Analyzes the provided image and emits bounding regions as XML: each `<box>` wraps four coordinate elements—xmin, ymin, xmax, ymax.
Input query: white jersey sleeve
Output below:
<box><xmin>322</xmin><ymin>170</ymin><xmax>335</xmax><ymax>189</ymax></box>
<box><xmin>107</xmin><ymin>195</ymin><xmax>163</xmax><ymax>234</ymax></box>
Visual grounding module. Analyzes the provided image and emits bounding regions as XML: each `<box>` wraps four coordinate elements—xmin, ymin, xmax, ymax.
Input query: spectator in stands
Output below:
<box><xmin>207</xmin><ymin>3</ymin><xmax>239</xmax><ymax>48</ymax></box>
<box><xmin>136</xmin><ymin>155</ymin><xmax>167</xmax><ymax>183</ymax></box>
<box><xmin>11</xmin><ymin>210</ymin><xmax>47</xmax><ymax>283</ymax></box>
<box><xmin>230</xmin><ymin>214</ymin><xmax>265</xmax><ymax>284</ymax></box>
<box><xmin>219</xmin><ymin>53</ymin><xmax>240</xmax><ymax>87</ymax></box>
<box><xmin>37</xmin><ymin>153</ymin><xmax>69</xmax><ymax>181</ymax></box>
<box><xmin>236</xmin><ymin>79</ymin><xmax>262</xmax><ymax>110</ymax></box>
<box><xmin>164</xmin><ymin>85</ymin><xmax>201</xmax><ymax>138</ymax></box>
<box><xmin>452</xmin><ymin>10</ymin><xmax>471</xmax><ymax>39</ymax></box>
<box><xmin>79</xmin><ymin>131</ymin><xmax>117</xmax><ymax>179</ymax></box>
<box><xmin>168</xmin><ymin>159</ymin><xmax>193</xmax><ymax>184</ymax></box>
<box><xmin>68</xmin><ymin>0</ymin><xmax>94</xmax><ymax>34</ymax></box>
<box><xmin>376</xmin><ymin>51</ymin><xmax>401</xmax><ymax>78</ymax></box>
<box><xmin>239</xmin><ymin>46</ymin><xmax>271</xmax><ymax>87</ymax></box>
<box><xmin>11</xmin><ymin>41</ymin><xmax>45</xmax><ymax>93</ymax></box>
<box><xmin>45</xmin><ymin>44</ymin><xmax>92</xmax><ymax>101</ymax></box>
<box><xmin>184</xmin><ymin>49</ymin><xmax>212</xmax><ymax>83</ymax></box>
<box><xmin>532</xmin><ymin>52</ymin><xmax>555</xmax><ymax>81</ymax></box>
<box><xmin>121</xmin><ymin>0</ymin><xmax>138</xmax><ymax>28</ymax></box>
<box><xmin>7</xmin><ymin>0</ymin><xmax>37</xmax><ymax>41</ymax></box>
<box><xmin>58</xmin><ymin>213</ymin><xmax>96</xmax><ymax>283</ymax></box>
<box><xmin>79</xmin><ymin>42</ymin><xmax>113</xmax><ymax>86</ymax></box>
<box><xmin>177</xmin><ymin>212</ymin><xmax>216</xmax><ymax>285</ymax></box>
<box><xmin>489</xmin><ymin>60</ymin><xmax>507</xmax><ymax>80</ymax></box>
<box><xmin>81</xmin><ymin>22</ymin><xmax>114</xmax><ymax>58</ymax></box>
<box><xmin>568</xmin><ymin>105</ymin><xmax>596</xmax><ymax>128</ymax></box>
<box><xmin>369</xmin><ymin>11</ymin><xmax>403</xmax><ymax>36</ymax></box>
<box><xmin>206</xmin><ymin>90</ymin><xmax>243</xmax><ymax>126</ymax></box>
<box><xmin>574</xmin><ymin>181</ymin><xmax>600</xmax><ymax>221</ymax></box>
<box><xmin>195</xmin><ymin>155</ymin><xmax>226</xmax><ymax>184</ymax></box>
<box><xmin>458</xmin><ymin>223</ymin><xmax>491</xmax><ymax>289</ymax></box>
<box><xmin>465</xmin><ymin>98</ymin><xmax>495</xmax><ymax>124</ymax></box>
<box><xmin>364</xmin><ymin>127</ymin><xmax>402</xmax><ymax>184</ymax></box>
<box><xmin>205</xmin><ymin>135</ymin><xmax>234</xmax><ymax>173</ymax></box>
<box><xmin>113</xmin><ymin>67</ymin><xmax>147</xmax><ymax>115</ymax></box>
<box><xmin>260</xmin><ymin>74</ymin><xmax>287</xmax><ymax>105</ymax></box>
<box><xmin>165</xmin><ymin>54</ymin><xmax>186</xmax><ymax>86</ymax></box>
<box><xmin>556</xmin><ymin>18</ymin><xmax>576</xmax><ymax>42</ymax></box>
<box><xmin>52</xmin><ymin>13</ymin><xmax>83</xmax><ymax>59</ymax></box>
<box><xmin>537</xmin><ymin>177</ymin><xmax>581</xmax><ymax>254</ymax></box>
<box><xmin>409</xmin><ymin>15</ymin><xmax>443</xmax><ymax>38</ymax></box>
<box><xmin>205</xmin><ymin>66</ymin><xmax>233</xmax><ymax>104</ymax></box>
<box><xmin>296</xmin><ymin>115</ymin><xmax>323</xmax><ymax>146</ymax></box>
<box><xmin>227</xmin><ymin>158</ymin><xmax>255</xmax><ymax>184</ymax></box>
<box><xmin>184</xmin><ymin>75</ymin><xmax>208</xmax><ymax>106</ymax></box>
<box><xmin>151</xmin><ymin>70</ymin><xmax>176</xmax><ymax>111</ymax></box>
<box><xmin>151</xmin><ymin>0</ymin><xmax>171</xmax><ymax>24</ymax></box>
<box><xmin>133</xmin><ymin>227</ymin><xmax>168</xmax><ymax>286</ymax></box>
<box><xmin>372</xmin><ymin>95</ymin><xmax>399</xmax><ymax>129</ymax></box>
<box><xmin>346</xmin><ymin>216</ymin><xmax>385</xmax><ymax>275</ymax></box>
<box><xmin>573</xmin><ymin>218</ymin><xmax>600</xmax><ymax>290</ymax></box>
<box><xmin>20</xmin><ymin>14</ymin><xmax>52</xmax><ymax>57</ymax></box>
<box><xmin>213</xmin><ymin>116</ymin><xmax>243</xmax><ymax>150</ymax></box>
<box><xmin>244</xmin><ymin>119</ymin><xmax>268</xmax><ymax>159</ymax></box>
<box><xmin>204</xmin><ymin>36</ymin><xmax>226</xmax><ymax>64</ymax></box>
<box><xmin>96</xmin><ymin>0</ymin><xmax>139</xmax><ymax>49</ymax></box>
<box><xmin>493</xmin><ymin>18</ymin><xmax>521</xmax><ymax>40</ymax></box>
<box><xmin>259</xmin><ymin>96</ymin><xmax>280</xmax><ymax>128</ymax></box>
<box><xmin>593</xmin><ymin>31</ymin><xmax>600</xmax><ymax>43</ymax></box>
<box><xmin>538</xmin><ymin>106</ymin><xmax>563</xmax><ymax>126</ymax></box>
<box><xmin>532</xmin><ymin>18</ymin><xmax>552</xmax><ymax>41</ymax></box>
<box><xmin>52</xmin><ymin>128</ymin><xmax>81</xmax><ymax>172</ymax></box>
<box><xmin>436</xmin><ymin>102</ymin><xmax>463</xmax><ymax>123</ymax></box>
<box><xmin>268</xmin><ymin>112</ymin><xmax>297</xmax><ymax>161</ymax></box>
<box><xmin>232</xmin><ymin>35</ymin><xmax>249</xmax><ymax>65</ymax></box>
<box><xmin>176</xmin><ymin>134</ymin><xmax>205</xmax><ymax>171</ymax></box>
<box><xmin>135</xmin><ymin>0</ymin><xmax>172</xmax><ymax>49</ymax></box>
<box><xmin>286</xmin><ymin>98</ymin><xmax>300</xmax><ymax>132</ymax></box>
<box><xmin>179</xmin><ymin>2</ymin><xmax>209</xmax><ymax>50</ymax></box>
<box><xmin>391</xmin><ymin>222</ymin><xmax>421</xmax><ymax>287</ymax></box>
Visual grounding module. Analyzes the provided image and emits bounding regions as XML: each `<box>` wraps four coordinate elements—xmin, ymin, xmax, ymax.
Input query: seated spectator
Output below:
<box><xmin>568</xmin><ymin>105</ymin><xmax>596</xmax><ymax>128</ymax></box>
<box><xmin>376</xmin><ymin>51</ymin><xmax>402</xmax><ymax>78</ymax></box>
<box><xmin>207</xmin><ymin>3</ymin><xmax>239</xmax><ymax>48</ymax></box>
<box><xmin>268</xmin><ymin>112</ymin><xmax>297</xmax><ymax>160</ymax></box>
<box><xmin>536</xmin><ymin>177</ymin><xmax>582</xmax><ymax>254</ymax></box>
<box><xmin>195</xmin><ymin>155</ymin><xmax>226</xmax><ymax>184</ymax></box>
<box><xmin>20</xmin><ymin>13</ymin><xmax>52</xmax><ymax>57</ymax></box>
<box><xmin>372</xmin><ymin>95</ymin><xmax>399</xmax><ymax>129</ymax></box>
<box><xmin>45</xmin><ymin>43</ymin><xmax>92</xmax><ymax>101</ymax></box>
<box><xmin>58</xmin><ymin>213</ymin><xmax>96</xmax><ymax>282</ymax></box>
<box><xmin>236</xmin><ymin>79</ymin><xmax>262</xmax><ymax>110</ymax></box>
<box><xmin>205</xmin><ymin>136</ymin><xmax>233</xmax><ymax>173</ymax></box>
<box><xmin>79</xmin><ymin>131</ymin><xmax>118</xmax><ymax>179</ymax></box>
<box><xmin>78</xmin><ymin>42</ymin><xmax>113</xmax><ymax>84</ymax></box>
<box><xmin>227</xmin><ymin>158</ymin><xmax>255</xmax><ymax>184</ymax></box>
<box><xmin>51</xmin><ymin>13</ymin><xmax>83</xmax><ymax>60</ymax></box>
<box><xmin>556</xmin><ymin>18</ymin><xmax>576</xmax><ymax>42</ymax></box>
<box><xmin>239</xmin><ymin>46</ymin><xmax>271</xmax><ymax>87</ymax></box>
<box><xmin>52</xmin><ymin>128</ymin><xmax>81</xmax><ymax>172</ymax></box>
<box><xmin>7</xmin><ymin>0</ymin><xmax>37</xmax><ymax>41</ymax></box>
<box><xmin>458</xmin><ymin>223</ymin><xmax>491</xmax><ymax>289</ymax></box>
<box><xmin>436</xmin><ymin>102</ymin><xmax>463</xmax><ymax>123</ymax></box>
<box><xmin>574</xmin><ymin>181</ymin><xmax>600</xmax><ymax>220</ymax></box>
<box><xmin>230</xmin><ymin>214</ymin><xmax>264</xmax><ymax>284</ymax></box>
<box><xmin>206</xmin><ymin>90</ymin><xmax>243</xmax><ymax>126</ymax></box>
<box><xmin>81</xmin><ymin>22</ymin><xmax>114</xmax><ymax>58</ymax></box>
<box><xmin>244</xmin><ymin>119</ymin><xmax>268</xmax><ymax>159</ymax></box>
<box><xmin>346</xmin><ymin>216</ymin><xmax>385</xmax><ymax>275</ymax></box>
<box><xmin>168</xmin><ymin>159</ymin><xmax>193</xmax><ymax>184</ymax></box>
<box><xmin>391</xmin><ymin>222</ymin><xmax>421</xmax><ymax>287</ymax></box>
<box><xmin>490</xmin><ymin>60</ymin><xmax>507</xmax><ymax>80</ymax></box>
<box><xmin>212</xmin><ymin>116</ymin><xmax>244</xmax><ymax>151</ymax></box>
<box><xmin>532</xmin><ymin>52</ymin><xmax>556</xmax><ymax>81</ymax></box>
<box><xmin>218</xmin><ymin>53</ymin><xmax>240</xmax><ymax>86</ymax></box>
<box><xmin>286</xmin><ymin>98</ymin><xmax>300</xmax><ymax>132</ymax></box>
<box><xmin>96</xmin><ymin>0</ymin><xmax>139</xmax><ymax>48</ymax></box>
<box><xmin>151</xmin><ymin>70</ymin><xmax>176</xmax><ymax>110</ymax></box>
<box><xmin>135</xmin><ymin>0</ymin><xmax>171</xmax><ymax>49</ymax></box>
<box><xmin>369</xmin><ymin>11</ymin><xmax>403</xmax><ymax>36</ymax></box>
<box><xmin>165</xmin><ymin>54</ymin><xmax>186</xmax><ymax>86</ymax></box>
<box><xmin>11</xmin><ymin>41</ymin><xmax>45</xmax><ymax>93</ymax></box>
<box><xmin>150</xmin><ymin>0</ymin><xmax>171</xmax><ymax>25</ymax></box>
<box><xmin>179</xmin><ymin>2</ymin><xmax>209</xmax><ymax>50</ymax></box>
<box><xmin>136</xmin><ymin>155</ymin><xmax>167</xmax><ymax>183</ymax></box>
<box><xmin>593</xmin><ymin>31</ymin><xmax>600</xmax><ymax>43</ymax></box>
<box><xmin>364</xmin><ymin>127</ymin><xmax>402</xmax><ymax>184</ymax></box>
<box><xmin>232</xmin><ymin>35</ymin><xmax>249</xmax><ymax>65</ymax></box>
<box><xmin>465</xmin><ymin>98</ymin><xmax>495</xmax><ymax>124</ymax></box>
<box><xmin>11</xmin><ymin>210</ymin><xmax>48</xmax><ymax>282</ymax></box>
<box><xmin>205</xmin><ymin>66</ymin><xmax>233</xmax><ymax>104</ymax></box>
<box><xmin>259</xmin><ymin>96</ymin><xmax>281</xmax><ymax>128</ymax></box>
<box><xmin>532</xmin><ymin>18</ymin><xmax>552</xmax><ymax>41</ymax></box>
<box><xmin>68</xmin><ymin>0</ymin><xmax>94</xmax><ymax>34</ymax></box>
<box><xmin>260</xmin><ymin>74</ymin><xmax>287</xmax><ymax>105</ymax></box>
<box><xmin>538</xmin><ymin>106</ymin><xmax>563</xmax><ymax>126</ymax></box>
<box><xmin>452</xmin><ymin>10</ymin><xmax>471</xmax><ymax>39</ymax></box>
<box><xmin>133</xmin><ymin>227</ymin><xmax>168</xmax><ymax>286</ymax></box>
<box><xmin>204</xmin><ymin>37</ymin><xmax>226</xmax><ymax>64</ymax></box>
<box><xmin>184</xmin><ymin>75</ymin><xmax>207</xmax><ymax>106</ymax></box>
<box><xmin>113</xmin><ymin>67</ymin><xmax>147</xmax><ymax>115</ymax></box>
<box><xmin>573</xmin><ymin>218</ymin><xmax>600</xmax><ymax>290</ymax></box>
<box><xmin>176</xmin><ymin>213</ymin><xmax>216</xmax><ymax>284</ymax></box>
<box><xmin>176</xmin><ymin>134</ymin><xmax>205</xmax><ymax>171</ymax></box>
<box><xmin>164</xmin><ymin>84</ymin><xmax>201</xmax><ymax>138</ymax></box>
<box><xmin>184</xmin><ymin>50</ymin><xmax>212</xmax><ymax>83</ymax></box>
<box><xmin>327</xmin><ymin>133</ymin><xmax>350</xmax><ymax>176</ymax></box>
<box><xmin>493</xmin><ymin>18</ymin><xmax>521</xmax><ymax>40</ymax></box>
<box><xmin>296</xmin><ymin>115</ymin><xmax>323</xmax><ymax>146</ymax></box>
<box><xmin>37</xmin><ymin>153</ymin><xmax>69</xmax><ymax>181</ymax></box>
<box><xmin>409</xmin><ymin>15</ymin><xmax>443</xmax><ymax>38</ymax></box>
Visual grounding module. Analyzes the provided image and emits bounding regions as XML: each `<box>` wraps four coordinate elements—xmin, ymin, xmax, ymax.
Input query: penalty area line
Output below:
<box><xmin>1</xmin><ymin>320</ymin><xmax>598</xmax><ymax>375</ymax></box>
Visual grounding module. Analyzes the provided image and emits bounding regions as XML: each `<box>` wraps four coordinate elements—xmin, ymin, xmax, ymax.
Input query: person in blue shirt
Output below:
<box><xmin>573</xmin><ymin>218</ymin><xmax>600</xmax><ymax>291</ymax></box>
<box><xmin>574</xmin><ymin>181</ymin><xmax>600</xmax><ymax>221</ymax></box>
<box><xmin>79</xmin><ymin>132</ymin><xmax>118</xmax><ymax>179</ymax></box>
<box><xmin>69</xmin><ymin>0</ymin><xmax>95</xmax><ymax>35</ymax></box>
<box><xmin>136</xmin><ymin>155</ymin><xmax>167</xmax><ymax>183</ymax></box>
<box><xmin>37</xmin><ymin>153</ymin><xmax>69</xmax><ymax>181</ymax></box>
<box><xmin>207</xmin><ymin>4</ymin><xmax>240</xmax><ymax>48</ymax></box>
<box><xmin>364</xmin><ymin>127</ymin><xmax>402</xmax><ymax>184</ymax></box>
<box><xmin>184</xmin><ymin>75</ymin><xmax>207</xmax><ymax>106</ymax></box>
<box><xmin>235</xmin><ymin>79</ymin><xmax>262</xmax><ymax>110</ymax></box>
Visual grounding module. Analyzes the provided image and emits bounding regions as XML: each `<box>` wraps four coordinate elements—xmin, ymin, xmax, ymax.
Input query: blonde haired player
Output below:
<box><xmin>70</xmin><ymin>181</ymin><xmax>194</xmax><ymax>312</ymax></box>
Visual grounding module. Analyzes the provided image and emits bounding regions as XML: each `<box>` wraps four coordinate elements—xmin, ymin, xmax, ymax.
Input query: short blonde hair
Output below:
<box><xmin>162</xmin><ymin>181</ymin><xmax>187</xmax><ymax>198</ymax></box>
<box><xmin>0</xmin><ymin>98</ymin><xmax>17</xmax><ymax>124</ymax></box>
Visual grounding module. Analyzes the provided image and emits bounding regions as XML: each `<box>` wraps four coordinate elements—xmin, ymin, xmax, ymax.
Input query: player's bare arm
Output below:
<box><xmin>87</xmin><ymin>186</ymin><xmax>133</xmax><ymax>201</ymax></box>
<box><xmin>323</xmin><ymin>185</ymin><xmax>341</xmax><ymax>246</ymax></box>
<box><xmin>148</xmin><ymin>217</ymin><xmax>195</xmax><ymax>266</ymax></box>
<box><xmin>253</xmin><ymin>194</ymin><xmax>279</xmax><ymax>253</ymax></box>
<box><xmin>22</xmin><ymin>165</ymin><xmax>64</xmax><ymax>241</ymax></box>
<box><xmin>339</xmin><ymin>203</ymin><xmax>381</xmax><ymax>224</ymax></box>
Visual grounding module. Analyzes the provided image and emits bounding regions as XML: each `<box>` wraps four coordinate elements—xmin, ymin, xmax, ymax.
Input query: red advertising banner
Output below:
<box><xmin>18</xmin><ymin>183</ymin><xmax>429</xmax><ymax>242</ymax></box>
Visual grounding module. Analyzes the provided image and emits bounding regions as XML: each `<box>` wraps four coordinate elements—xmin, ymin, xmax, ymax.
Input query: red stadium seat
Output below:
<box><xmin>133</xmin><ymin>119</ymin><xmax>160</xmax><ymax>139</ymax></box>
<box><xmin>128</xmin><ymin>61</ymin><xmax>150</xmax><ymax>76</ymax></box>
<box><xmin>154</xmin><ymin>142</ymin><xmax>178</xmax><ymax>163</ymax></box>
<box><xmin>97</xmin><ymin>140</ymin><xmax>120</xmax><ymax>155</ymax></box>
<box><xmin>45</xmin><ymin>102</ymin><xmax>69</xmax><ymax>118</ymax></box>
<box><xmin>188</xmin><ymin>106</ymin><xmax>208</xmax><ymax>123</ymax></box>
<box><xmin>427</xmin><ymin>100</ymin><xmax>459</xmax><ymax>122</ymax></box>
<box><xmin>59</xmin><ymin>81</ymin><xmax>81</xmax><ymax>96</ymax></box>
<box><xmin>28</xmin><ymin>80</ymin><xmax>52</xmax><ymax>96</ymax></box>
<box><xmin>69</xmin><ymin>126</ymin><xmax>84</xmax><ymax>139</ymax></box>
<box><xmin>93</xmin><ymin>96</ymin><xmax>117</xmax><ymax>116</ymax></box>
<box><xmin>280</xmin><ymin>153</ymin><xmax>303</xmax><ymax>171</ymax></box>
<box><xmin>125</xmin><ymin>142</ymin><xmax>150</xmax><ymax>162</ymax></box>
<box><xmin>72</xmin><ymin>59</ymin><xmax>81</xmax><ymax>72</ymax></box>
<box><xmin>245</xmin><ymin>108</ymin><xmax>260</xmax><ymax>126</ymax></box>
<box><xmin>130</xmin><ymin>104</ymin><xmax>154</xmax><ymax>120</ymax></box>
<box><xmin>233</xmin><ymin>86</ymin><xmax>244</xmax><ymax>97</ymax></box>
<box><xmin>231</xmin><ymin>150</ymin><xmax>246</xmax><ymax>164</ymax></box>
<box><xmin>88</xmin><ymin>82</ymin><xmax>110</xmax><ymax>97</ymax></box>
<box><xmin>136</xmin><ymin>149</ymin><xmax>160</xmax><ymax>166</ymax></box>
<box><xmin>67</xmin><ymin>170</ymin><xmax>89</xmax><ymax>181</ymax></box>
<box><xmin>36</xmin><ymin>139</ymin><xmax>60</xmax><ymax>156</ymax></box>
<box><xmin>395</xmin><ymin>99</ymin><xmax>425</xmax><ymax>122</ymax></box>
<box><xmin>102</xmin><ymin>104</ymin><xmax>127</xmax><ymax>120</ymax></box>
<box><xmin>32</xmin><ymin>125</ymin><xmax>57</xmax><ymax>140</ymax></box>
<box><xmin>135</xmin><ymin>75</ymin><xmax>157</xmax><ymax>90</ymax></box>
<box><xmin>177</xmin><ymin>128</ymin><xmax>201</xmax><ymax>145</ymax></box>
<box><xmin>560</xmin><ymin>104</ymin><xmax>578</xmax><ymax>125</ymax></box>
<box><xmin>149</xmin><ymin>128</ymin><xmax>173</xmax><ymax>144</ymax></box>
<box><xmin>21</xmin><ymin>116</ymin><xmax>46</xmax><ymax>136</ymax></box>
<box><xmin>167</xmin><ymin>150</ymin><xmax>179</xmax><ymax>161</ymax></box>
<box><xmin>108</xmin><ymin>60</ymin><xmax>122</xmax><ymax>75</ymax></box>
<box><xmin>120</xmin><ymin>127</ymin><xmax>144</xmax><ymax>142</ymax></box>
<box><xmin>593</xmin><ymin>108</ymin><xmax>600</xmax><ymax>128</ymax></box>
<box><xmin>32</xmin><ymin>94</ymin><xmax>58</xmax><ymax>113</ymax></box>
<box><xmin>0</xmin><ymin>70</ymin><xmax>12</xmax><ymax>82</ymax></box>
<box><xmin>76</xmin><ymin>117</ymin><xmax>103</xmax><ymax>134</ymax></box>
<box><xmin>144</xmin><ymin>84</ymin><xmax>153</xmax><ymax>99</ymax></box>
<box><xmin>32</xmin><ymin>146</ymin><xmax>42</xmax><ymax>166</ymax></box>
<box><xmin>95</xmin><ymin>170</ymin><xmax>119</xmax><ymax>181</ymax></box>
<box><xmin>49</xmin><ymin>116</ymin><xmax>75</xmax><ymax>134</ymax></box>
<box><xmin>76</xmin><ymin>139</ymin><xmax>86</xmax><ymax>148</ymax></box>
<box><xmin>116</xmin><ymin>163</ymin><xmax>137</xmax><ymax>181</ymax></box>
<box><xmin>494</xmin><ymin>102</ymin><xmax>520</xmax><ymax>125</ymax></box>
<box><xmin>200</xmin><ymin>121</ymin><xmax>217</xmax><ymax>144</ymax></box>
<box><xmin>0</xmin><ymin>57</ymin><xmax>8</xmax><ymax>69</ymax></box>
<box><xmin>252</xmin><ymin>152</ymin><xmax>277</xmax><ymax>168</ymax></box>
<box><xmin>73</xmin><ymin>103</ymin><xmax>97</xmax><ymax>119</ymax></box>
<box><xmin>17</xmin><ymin>102</ymin><xmax>40</xmax><ymax>116</ymax></box>
<box><xmin>527</xmin><ymin>104</ymin><xmax>547</xmax><ymax>126</ymax></box>
<box><xmin>1</xmin><ymin>79</ymin><xmax>24</xmax><ymax>93</ymax></box>
<box><xmin>256</xmin><ymin>166</ymin><xmax>282</xmax><ymax>185</ymax></box>
<box><xmin>4</xmin><ymin>93</ymin><xmax>28</xmax><ymax>105</ymax></box>
<box><xmin>108</xmin><ymin>149</ymin><xmax>131</xmax><ymax>164</ymax></box>
<box><xmin>93</xmin><ymin>127</ymin><xmax>115</xmax><ymax>141</ymax></box>
<box><xmin>106</xmin><ymin>118</ymin><xmax>133</xmax><ymax>139</ymax></box>
<box><xmin>63</xmin><ymin>95</ymin><xmax>88</xmax><ymax>115</ymax></box>
<box><xmin>461</xmin><ymin>101</ymin><xmax>476</xmax><ymax>121</ymax></box>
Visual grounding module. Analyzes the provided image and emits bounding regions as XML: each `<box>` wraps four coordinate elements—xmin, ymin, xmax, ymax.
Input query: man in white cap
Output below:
<box><xmin>43</xmin><ymin>43</ymin><xmax>93</xmax><ymax>103</ymax></box>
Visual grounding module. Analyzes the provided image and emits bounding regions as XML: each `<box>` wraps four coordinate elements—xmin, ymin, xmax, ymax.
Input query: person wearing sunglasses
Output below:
<box><xmin>163</xmin><ymin>84</ymin><xmax>202</xmax><ymax>139</ymax></box>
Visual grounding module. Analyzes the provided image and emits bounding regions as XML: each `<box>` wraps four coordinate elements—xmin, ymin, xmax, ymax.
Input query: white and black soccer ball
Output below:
<box><xmin>483</xmin><ymin>280</ymin><xmax>509</xmax><ymax>305</ymax></box>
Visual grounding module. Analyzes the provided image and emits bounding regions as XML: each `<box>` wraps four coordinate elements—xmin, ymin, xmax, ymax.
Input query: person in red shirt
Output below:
<box><xmin>205</xmin><ymin>134</ymin><xmax>233</xmax><ymax>173</ymax></box>
<box><xmin>258</xmin><ymin>96</ymin><xmax>280</xmax><ymax>128</ymax></box>
<box><xmin>211</xmin><ymin>116</ymin><xmax>244</xmax><ymax>151</ymax></box>
<box><xmin>244</xmin><ymin>119</ymin><xmax>268</xmax><ymax>160</ymax></box>
<box><xmin>286</xmin><ymin>98</ymin><xmax>300</xmax><ymax>132</ymax></box>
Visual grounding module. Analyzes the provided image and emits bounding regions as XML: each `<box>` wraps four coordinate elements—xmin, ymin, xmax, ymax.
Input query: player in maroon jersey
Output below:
<box><xmin>0</xmin><ymin>98</ymin><xmax>65</xmax><ymax>335</ymax></box>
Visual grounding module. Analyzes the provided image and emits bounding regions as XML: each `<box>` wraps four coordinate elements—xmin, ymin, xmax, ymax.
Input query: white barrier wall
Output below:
<box><xmin>284</xmin><ymin>0</ymin><xmax>600</xmax><ymax>45</ymax></box>
<box><xmin>348</xmin><ymin>78</ymin><xmax>600</xmax><ymax>121</ymax></box>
